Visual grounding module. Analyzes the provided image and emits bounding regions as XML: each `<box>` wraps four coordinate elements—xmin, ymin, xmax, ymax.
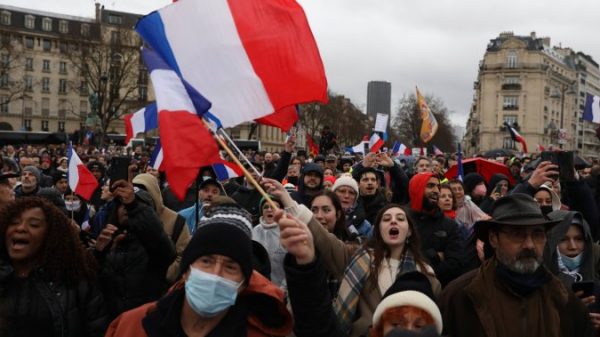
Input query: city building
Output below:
<box><xmin>574</xmin><ymin>52</ymin><xmax>600</xmax><ymax>159</ymax></box>
<box><xmin>463</xmin><ymin>32</ymin><xmax>585</xmax><ymax>156</ymax></box>
<box><xmin>227</xmin><ymin>122</ymin><xmax>306</xmax><ymax>153</ymax></box>
<box><xmin>366</xmin><ymin>80</ymin><xmax>391</xmax><ymax>119</ymax></box>
<box><xmin>0</xmin><ymin>4</ymin><xmax>150</xmax><ymax>135</ymax></box>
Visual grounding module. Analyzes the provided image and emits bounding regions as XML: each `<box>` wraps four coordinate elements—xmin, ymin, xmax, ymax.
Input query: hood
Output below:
<box><xmin>536</xmin><ymin>183</ymin><xmax>561</xmax><ymax>211</ymax></box>
<box><xmin>487</xmin><ymin>173</ymin><xmax>509</xmax><ymax>196</ymax></box>
<box><xmin>463</xmin><ymin>172</ymin><xmax>485</xmax><ymax>195</ymax></box>
<box><xmin>409</xmin><ymin>172</ymin><xmax>434</xmax><ymax>212</ymax></box>
<box><xmin>544</xmin><ymin>210</ymin><xmax>595</xmax><ymax>281</ymax></box>
<box><xmin>297</xmin><ymin>163</ymin><xmax>324</xmax><ymax>194</ymax></box>
<box><xmin>132</xmin><ymin>173</ymin><xmax>164</xmax><ymax>213</ymax></box>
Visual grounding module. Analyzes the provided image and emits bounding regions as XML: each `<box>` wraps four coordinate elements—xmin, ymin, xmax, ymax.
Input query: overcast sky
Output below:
<box><xmin>5</xmin><ymin>0</ymin><xmax>600</xmax><ymax>127</ymax></box>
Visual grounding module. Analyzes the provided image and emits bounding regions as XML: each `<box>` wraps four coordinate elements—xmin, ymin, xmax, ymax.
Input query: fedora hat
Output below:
<box><xmin>474</xmin><ymin>193</ymin><xmax>561</xmax><ymax>242</ymax></box>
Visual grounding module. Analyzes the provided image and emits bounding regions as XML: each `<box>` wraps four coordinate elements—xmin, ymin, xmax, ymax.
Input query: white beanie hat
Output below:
<box><xmin>332</xmin><ymin>174</ymin><xmax>359</xmax><ymax>195</ymax></box>
<box><xmin>372</xmin><ymin>290</ymin><xmax>443</xmax><ymax>334</ymax></box>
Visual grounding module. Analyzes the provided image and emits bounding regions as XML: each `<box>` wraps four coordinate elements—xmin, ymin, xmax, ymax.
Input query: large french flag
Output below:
<box><xmin>135</xmin><ymin>0</ymin><xmax>328</xmax><ymax>130</ymax></box>
<box><xmin>124</xmin><ymin>103</ymin><xmax>158</xmax><ymax>144</ymax></box>
<box><xmin>142</xmin><ymin>47</ymin><xmax>220</xmax><ymax>200</ymax></box>
<box><xmin>369</xmin><ymin>133</ymin><xmax>384</xmax><ymax>153</ymax></box>
<box><xmin>67</xmin><ymin>143</ymin><xmax>98</xmax><ymax>201</ymax></box>
<box><xmin>584</xmin><ymin>94</ymin><xmax>600</xmax><ymax>124</ymax></box>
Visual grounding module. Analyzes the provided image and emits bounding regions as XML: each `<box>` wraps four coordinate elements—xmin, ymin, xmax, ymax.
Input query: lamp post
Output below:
<box><xmin>550</xmin><ymin>84</ymin><xmax>576</xmax><ymax>149</ymax></box>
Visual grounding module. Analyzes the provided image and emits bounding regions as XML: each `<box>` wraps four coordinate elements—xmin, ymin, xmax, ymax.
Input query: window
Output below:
<box><xmin>503</xmin><ymin>76</ymin><xmax>520</xmax><ymax>84</ymax></box>
<box><xmin>108</xmin><ymin>14</ymin><xmax>122</xmax><ymax>25</ymax></box>
<box><xmin>24</xmin><ymin>36</ymin><xmax>33</xmax><ymax>49</ymax></box>
<box><xmin>58</xmin><ymin>99</ymin><xmax>67</xmax><ymax>118</ymax></box>
<box><xmin>507</xmin><ymin>51</ymin><xmax>518</xmax><ymax>68</ymax></box>
<box><xmin>0</xmin><ymin>73</ymin><xmax>9</xmax><ymax>88</ymax></box>
<box><xmin>24</xmin><ymin>15</ymin><xmax>34</xmax><ymax>29</ymax></box>
<box><xmin>139</xmin><ymin>86</ymin><xmax>147</xmax><ymax>101</ymax></box>
<box><xmin>503</xmin><ymin>96</ymin><xmax>519</xmax><ymax>110</ymax></box>
<box><xmin>111</xmin><ymin>31</ymin><xmax>120</xmax><ymax>44</ymax></box>
<box><xmin>24</xmin><ymin>119</ymin><xmax>31</xmax><ymax>130</ymax></box>
<box><xmin>59</xmin><ymin>79</ymin><xmax>67</xmax><ymax>93</ymax></box>
<box><xmin>25</xmin><ymin>57</ymin><xmax>33</xmax><ymax>70</ymax></box>
<box><xmin>42</xmin><ymin>59</ymin><xmax>50</xmax><ymax>72</ymax></box>
<box><xmin>58</xmin><ymin>121</ymin><xmax>65</xmax><ymax>132</ymax></box>
<box><xmin>59</xmin><ymin>61</ymin><xmax>67</xmax><ymax>74</ymax></box>
<box><xmin>42</xmin><ymin>97</ymin><xmax>50</xmax><ymax>116</ymax></box>
<box><xmin>24</xmin><ymin>76</ymin><xmax>33</xmax><ymax>91</ymax></box>
<box><xmin>42</xmin><ymin>77</ymin><xmax>50</xmax><ymax>92</ymax></box>
<box><xmin>42</xmin><ymin>18</ymin><xmax>52</xmax><ymax>31</ymax></box>
<box><xmin>80</xmin><ymin>100</ymin><xmax>87</xmax><ymax>115</ymax></box>
<box><xmin>58</xmin><ymin>20</ymin><xmax>68</xmax><ymax>34</ymax></box>
<box><xmin>79</xmin><ymin>81</ymin><xmax>88</xmax><ymax>95</ymax></box>
<box><xmin>42</xmin><ymin>39</ymin><xmax>51</xmax><ymax>51</ymax></box>
<box><xmin>59</xmin><ymin>41</ymin><xmax>67</xmax><ymax>53</ymax></box>
<box><xmin>81</xmin><ymin>23</ymin><xmax>90</xmax><ymax>37</ymax></box>
<box><xmin>503</xmin><ymin>137</ymin><xmax>515</xmax><ymax>149</ymax></box>
<box><xmin>1</xmin><ymin>54</ymin><xmax>9</xmax><ymax>68</ymax></box>
<box><xmin>503</xmin><ymin>115</ymin><xmax>518</xmax><ymax>127</ymax></box>
<box><xmin>1</xmin><ymin>11</ymin><xmax>11</xmax><ymax>25</ymax></box>
<box><xmin>41</xmin><ymin>120</ymin><xmax>49</xmax><ymax>131</ymax></box>
<box><xmin>0</xmin><ymin>95</ymin><xmax>8</xmax><ymax>114</ymax></box>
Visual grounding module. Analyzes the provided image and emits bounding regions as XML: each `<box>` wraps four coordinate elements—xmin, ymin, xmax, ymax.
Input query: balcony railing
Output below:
<box><xmin>501</xmin><ymin>83</ymin><xmax>521</xmax><ymax>90</ymax></box>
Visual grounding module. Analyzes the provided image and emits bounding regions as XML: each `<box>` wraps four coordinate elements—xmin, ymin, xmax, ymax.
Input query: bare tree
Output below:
<box><xmin>67</xmin><ymin>27</ymin><xmax>146</xmax><ymax>145</ymax></box>
<box><xmin>0</xmin><ymin>34</ymin><xmax>27</xmax><ymax>104</ymax></box>
<box><xmin>391</xmin><ymin>93</ymin><xmax>457</xmax><ymax>152</ymax></box>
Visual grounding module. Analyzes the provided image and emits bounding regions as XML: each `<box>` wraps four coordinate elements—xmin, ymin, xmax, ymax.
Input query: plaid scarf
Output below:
<box><xmin>334</xmin><ymin>247</ymin><xmax>417</xmax><ymax>334</ymax></box>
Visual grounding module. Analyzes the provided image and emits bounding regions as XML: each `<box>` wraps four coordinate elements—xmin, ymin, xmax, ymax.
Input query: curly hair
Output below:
<box><xmin>365</xmin><ymin>204</ymin><xmax>431</xmax><ymax>290</ymax></box>
<box><xmin>0</xmin><ymin>197</ymin><xmax>97</xmax><ymax>284</ymax></box>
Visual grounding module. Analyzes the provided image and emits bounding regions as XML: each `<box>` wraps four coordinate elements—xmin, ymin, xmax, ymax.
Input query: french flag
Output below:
<box><xmin>135</xmin><ymin>0</ymin><xmax>328</xmax><ymax>130</ymax></box>
<box><xmin>504</xmin><ymin>122</ymin><xmax>528</xmax><ymax>153</ymax></box>
<box><xmin>124</xmin><ymin>103</ymin><xmax>158</xmax><ymax>144</ymax></box>
<box><xmin>212</xmin><ymin>158</ymin><xmax>243</xmax><ymax>181</ymax></box>
<box><xmin>432</xmin><ymin>145</ymin><xmax>444</xmax><ymax>156</ymax></box>
<box><xmin>584</xmin><ymin>94</ymin><xmax>600</xmax><ymax>124</ymax></box>
<box><xmin>149</xmin><ymin>139</ymin><xmax>164</xmax><ymax>170</ymax></box>
<box><xmin>392</xmin><ymin>141</ymin><xmax>411</xmax><ymax>157</ymax></box>
<box><xmin>142</xmin><ymin>47</ymin><xmax>220</xmax><ymax>200</ymax></box>
<box><xmin>369</xmin><ymin>133</ymin><xmax>384</xmax><ymax>153</ymax></box>
<box><xmin>67</xmin><ymin>143</ymin><xmax>98</xmax><ymax>201</ymax></box>
<box><xmin>347</xmin><ymin>137</ymin><xmax>369</xmax><ymax>154</ymax></box>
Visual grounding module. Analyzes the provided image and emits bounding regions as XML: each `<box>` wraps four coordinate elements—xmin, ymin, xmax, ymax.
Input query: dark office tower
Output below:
<box><xmin>366</xmin><ymin>81</ymin><xmax>391</xmax><ymax>119</ymax></box>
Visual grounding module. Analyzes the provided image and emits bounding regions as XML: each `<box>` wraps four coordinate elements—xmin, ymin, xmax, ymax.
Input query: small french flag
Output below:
<box><xmin>369</xmin><ymin>133</ymin><xmax>384</xmax><ymax>153</ymax></box>
<box><xmin>67</xmin><ymin>143</ymin><xmax>98</xmax><ymax>201</ymax></box>
<box><xmin>432</xmin><ymin>145</ymin><xmax>444</xmax><ymax>156</ymax></box>
<box><xmin>584</xmin><ymin>94</ymin><xmax>600</xmax><ymax>124</ymax></box>
<box><xmin>149</xmin><ymin>139</ymin><xmax>164</xmax><ymax>170</ymax></box>
<box><xmin>124</xmin><ymin>103</ymin><xmax>158</xmax><ymax>145</ymax></box>
<box><xmin>392</xmin><ymin>141</ymin><xmax>411</xmax><ymax>157</ymax></box>
<box><xmin>212</xmin><ymin>158</ymin><xmax>243</xmax><ymax>181</ymax></box>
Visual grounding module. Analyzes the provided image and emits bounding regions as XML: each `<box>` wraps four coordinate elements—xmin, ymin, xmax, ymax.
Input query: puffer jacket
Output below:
<box><xmin>132</xmin><ymin>174</ymin><xmax>191</xmax><ymax>282</ymax></box>
<box><xmin>0</xmin><ymin>262</ymin><xmax>109</xmax><ymax>337</ymax></box>
<box><xmin>95</xmin><ymin>196</ymin><xmax>176</xmax><ymax>319</ymax></box>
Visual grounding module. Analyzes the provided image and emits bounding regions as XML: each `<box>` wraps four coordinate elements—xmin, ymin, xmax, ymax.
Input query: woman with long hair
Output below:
<box><xmin>0</xmin><ymin>197</ymin><xmax>108</xmax><ymax>337</ymax></box>
<box><xmin>311</xmin><ymin>191</ymin><xmax>351</xmax><ymax>242</ymax></box>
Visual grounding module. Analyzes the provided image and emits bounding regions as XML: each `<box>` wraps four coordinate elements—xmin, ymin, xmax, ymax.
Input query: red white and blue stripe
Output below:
<box><xmin>149</xmin><ymin>138</ymin><xmax>164</xmax><ymax>170</ymax></box>
<box><xmin>212</xmin><ymin>158</ymin><xmax>243</xmax><ymax>181</ymax></box>
<box><xmin>124</xmin><ymin>102</ymin><xmax>158</xmax><ymax>144</ymax></box>
<box><xmin>135</xmin><ymin>0</ymin><xmax>327</xmax><ymax>129</ymax></box>
<box><xmin>67</xmin><ymin>143</ymin><xmax>98</xmax><ymax>201</ymax></box>
<box><xmin>392</xmin><ymin>141</ymin><xmax>411</xmax><ymax>157</ymax></box>
<box><xmin>368</xmin><ymin>133</ymin><xmax>384</xmax><ymax>153</ymax></box>
<box><xmin>584</xmin><ymin>93</ymin><xmax>600</xmax><ymax>124</ymax></box>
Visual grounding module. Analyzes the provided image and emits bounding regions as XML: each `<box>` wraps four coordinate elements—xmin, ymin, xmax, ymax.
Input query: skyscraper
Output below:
<box><xmin>366</xmin><ymin>81</ymin><xmax>391</xmax><ymax>119</ymax></box>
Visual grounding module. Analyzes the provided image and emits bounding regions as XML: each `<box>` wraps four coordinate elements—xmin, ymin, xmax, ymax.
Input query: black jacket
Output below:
<box><xmin>231</xmin><ymin>185</ymin><xmax>263</xmax><ymax>224</ymax></box>
<box><xmin>291</xmin><ymin>163</ymin><xmax>324</xmax><ymax>208</ymax></box>
<box><xmin>264</xmin><ymin>150</ymin><xmax>292</xmax><ymax>182</ymax></box>
<box><xmin>409</xmin><ymin>209</ymin><xmax>464</xmax><ymax>286</ymax></box>
<box><xmin>0</xmin><ymin>262</ymin><xmax>109</xmax><ymax>337</ymax></box>
<box><xmin>95</xmin><ymin>198</ymin><xmax>176</xmax><ymax>319</ymax></box>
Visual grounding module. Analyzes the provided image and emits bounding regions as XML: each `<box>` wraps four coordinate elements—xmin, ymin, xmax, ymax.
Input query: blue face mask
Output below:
<box><xmin>184</xmin><ymin>267</ymin><xmax>242</xmax><ymax>317</ymax></box>
<box><xmin>561</xmin><ymin>253</ymin><xmax>583</xmax><ymax>271</ymax></box>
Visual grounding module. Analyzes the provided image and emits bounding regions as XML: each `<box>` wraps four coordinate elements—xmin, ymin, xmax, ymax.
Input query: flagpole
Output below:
<box><xmin>217</xmin><ymin>128</ymin><xmax>263</xmax><ymax>178</ymax></box>
<box><xmin>205</xmin><ymin>122</ymin><xmax>279</xmax><ymax>210</ymax></box>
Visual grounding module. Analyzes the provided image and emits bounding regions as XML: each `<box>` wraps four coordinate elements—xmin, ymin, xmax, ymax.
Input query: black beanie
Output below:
<box><xmin>382</xmin><ymin>271</ymin><xmax>435</xmax><ymax>301</ymax></box>
<box><xmin>463</xmin><ymin>173</ymin><xmax>485</xmax><ymax>195</ymax></box>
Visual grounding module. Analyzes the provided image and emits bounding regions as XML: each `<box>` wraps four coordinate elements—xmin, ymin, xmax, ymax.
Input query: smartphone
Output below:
<box><xmin>557</xmin><ymin>151</ymin><xmax>575</xmax><ymax>182</ymax></box>
<box><xmin>572</xmin><ymin>281</ymin><xmax>595</xmax><ymax>298</ymax></box>
<box><xmin>363</xmin><ymin>142</ymin><xmax>369</xmax><ymax>154</ymax></box>
<box><xmin>540</xmin><ymin>151</ymin><xmax>558</xmax><ymax>165</ymax></box>
<box><xmin>108</xmin><ymin>156</ymin><xmax>130</xmax><ymax>190</ymax></box>
<box><xmin>494</xmin><ymin>183</ymin><xmax>503</xmax><ymax>194</ymax></box>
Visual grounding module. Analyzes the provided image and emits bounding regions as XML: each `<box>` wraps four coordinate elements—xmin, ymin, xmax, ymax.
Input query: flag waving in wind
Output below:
<box><xmin>124</xmin><ymin>102</ymin><xmax>158</xmax><ymax>144</ymax></box>
<box><xmin>391</xmin><ymin>141</ymin><xmax>411</xmax><ymax>157</ymax></box>
<box><xmin>504</xmin><ymin>122</ymin><xmax>528</xmax><ymax>153</ymax></box>
<box><xmin>135</xmin><ymin>0</ymin><xmax>328</xmax><ymax>130</ymax></box>
<box><xmin>142</xmin><ymin>47</ymin><xmax>220</xmax><ymax>200</ymax></box>
<box><xmin>369</xmin><ymin>133</ymin><xmax>384</xmax><ymax>153</ymax></box>
<box><xmin>306</xmin><ymin>134</ymin><xmax>319</xmax><ymax>157</ymax></box>
<box><xmin>584</xmin><ymin>93</ymin><xmax>600</xmax><ymax>124</ymax></box>
<box><xmin>67</xmin><ymin>143</ymin><xmax>98</xmax><ymax>201</ymax></box>
<box><xmin>417</xmin><ymin>87</ymin><xmax>438</xmax><ymax>143</ymax></box>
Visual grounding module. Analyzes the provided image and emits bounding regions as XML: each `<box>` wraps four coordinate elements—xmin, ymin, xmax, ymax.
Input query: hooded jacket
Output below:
<box><xmin>132</xmin><ymin>174</ymin><xmax>191</xmax><ymax>283</ymax></box>
<box><xmin>544</xmin><ymin>210</ymin><xmax>600</xmax><ymax>286</ymax></box>
<box><xmin>479</xmin><ymin>173</ymin><xmax>510</xmax><ymax>214</ymax></box>
<box><xmin>104</xmin><ymin>271</ymin><xmax>293</xmax><ymax>337</ymax></box>
<box><xmin>408</xmin><ymin>173</ymin><xmax>464</xmax><ymax>286</ymax></box>
<box><xmin>291</xmin><ymin>163</ymin><xmax>324</xmax><ymax>207</ymax></box>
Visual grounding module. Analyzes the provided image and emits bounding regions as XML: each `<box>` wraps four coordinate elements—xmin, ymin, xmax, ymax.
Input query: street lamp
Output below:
<box><xmin>546</xmin><ymin>120</ymin><xmax>558</xmax><ymax>148</ymax></box>
<box><xmin>550</xmin><ymin>84</ymin><xmax>576</xmax><ymax>148</ymax></box>
<box><xmin>86</xmin><ymin>73</ymin><xmax>108</xmax><ymax>127</ymax></box>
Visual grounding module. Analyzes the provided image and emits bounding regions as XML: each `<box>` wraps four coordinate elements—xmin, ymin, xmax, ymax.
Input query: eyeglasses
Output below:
<box><xmin>498</xmin><ymin>227</ymin><xmax>546</xmax><ymax>244</ymax></box>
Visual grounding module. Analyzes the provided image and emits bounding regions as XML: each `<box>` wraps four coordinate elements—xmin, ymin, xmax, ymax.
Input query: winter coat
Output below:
<box><xmin>291</xmin><ymin>162</ymin><xmax>324</xmax><ymax>207</ymax></box>
<box><xmin>0</xmin><ymin>262</ymin><xmax>109</xmax><ymax>337</ymax></box>
<box><xmin>95</xmin><ymin>198</ymin><xmax>176</xmax><ymax>319</ymax></box>
<box><xmin>104</xmin><ymin>271</ymin><xmax>293</xmax><ymax>337</ymax></box>
<box><xmin>408</xmin><ymin>173</ymin><xmax>465</xmax><ymax>286</ymax></box>
<box><xmin>264</xmin><ymin>150</ymin><xmax>292</xmax><ymax>182</ymax></box>
<box><xmin>252</xmin><ymin>217</ymin><xmax>287</xmax><ymax>288</ymax></box>
<box><xmin>439</xmin><ymin>258</ymin><xmax>594</xmax><ymax>337</ymax></box>
<box><xmin>132</xmin><ymin>174</ymin><xmax>191</xmax><ymax>283</ymax></box>
<box><xmin>231</xmin><ymin>185</ymin><xmax>263</xmax><ymax>224</ymax></box>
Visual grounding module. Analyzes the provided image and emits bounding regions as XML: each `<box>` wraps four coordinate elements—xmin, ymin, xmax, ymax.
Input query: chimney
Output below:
<box><xmin>530</xmin><ymin>31</ymin><xmax>536</xmax><ymax>39</ymax></box>
<box><xmin>542</xmin><ymin>37</ymin><xmax>551</xmax><ymax>47</ymax></box>
<box><xmin>95</xmin><ymin>2</ymin><xmax>101</xmax><ymax>23</ymax></box>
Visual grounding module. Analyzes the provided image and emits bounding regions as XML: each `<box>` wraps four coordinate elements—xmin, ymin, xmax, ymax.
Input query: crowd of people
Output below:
<box><xmin>0</xmin><ymin>136</ymin><xmax>599</xmax><ymax>337</ymax></box>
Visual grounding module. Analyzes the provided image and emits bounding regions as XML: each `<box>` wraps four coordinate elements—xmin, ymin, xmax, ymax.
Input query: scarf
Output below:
<box><xmin>556</xmin><ymin>247</ymin><xmax>583</xmax><ymax>282</ymax></box>
<box><xmin>495</xmin><ymin>262</ymin><xmax>552</xmax><ymax>297</ymax></box>
<box><xmin>334</xmin><ymin>248</ymin><xmax>417</xmax><ymax>334</ymax></box>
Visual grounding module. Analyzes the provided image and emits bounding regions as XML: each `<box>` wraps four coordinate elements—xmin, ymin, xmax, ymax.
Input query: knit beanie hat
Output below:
<box><xmin>332</xmin><ymin>175</ymin><xmax>359</xmax><ymax>195</ymax></box>
<box><xmin>23</xmin><ymin>166</ymin><xmax>41</xmax><ymax>183</ymax></box>
<box><xmin>324</xmin><ymin>175</ymin><xmax>336</xmax><ymax>185</ymax></box>
<box><xmin>463</xmin><ymin>172</ymin><xmax>485</xmax><ymax>195</ymax></box>
<box><xmin>179</xmin><ymin>203</ymin><xmax>254</xmax><ymax>281</ymax></box>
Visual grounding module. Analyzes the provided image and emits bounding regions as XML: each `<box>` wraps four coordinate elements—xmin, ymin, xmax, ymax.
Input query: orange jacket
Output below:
<box><xmin>105</xmin><ymin>271</ymin><xmax>293</xmax><ymax>337</ymax></box>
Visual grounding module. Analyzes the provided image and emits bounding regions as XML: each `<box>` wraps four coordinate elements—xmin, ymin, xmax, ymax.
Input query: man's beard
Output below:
<box><xmin>496</xmin><ymin>248</ymin><xmax>542</xmax><ymax>274</ymax></box>
<box><xmin>422</xmin><ymin>195</ymin><xmax>438</xmax><ymax>211</ymax></box>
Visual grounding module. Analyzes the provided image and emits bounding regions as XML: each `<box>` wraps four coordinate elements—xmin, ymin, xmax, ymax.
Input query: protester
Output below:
<box><xmin>333</xmin><ymin>174</ymin><xmax>373</xmax><ymax>238</ymax></box>
<box><xmin>437</xmin><ymin>184</ymin><xmax>456</xmax><ymax>219</ymax></box>
<box><xmin>462</xmin><ymin>172</ymin><xmax>487</xmax><ymax>206</ymax></box>
<box><xmin>104</xmin><ymin>203</ymin><xmax>293</xmax><ymax>337</ymax></box>
<box><xmin>479</xmin><ymin>173</ymin><xmax>510</xmax><ymax>214</ymax></box>
<box><xmin>0</xmin><ymin>197</ymin><xmax>109</xmax><ymax>336</ymax></box>
<box><xmin>52</xmin><ymin>171</ymin><xmax>68</xmax><ymax>196</ymax></box>
<box><xmin>413</xmin><ymin>157</ymin><xmax>432</xmax><ymax>174</ymax></box>
<box><xmin>178</xmin><ymin>176</ymin><xmax>225</xmax><ymax>235</ymax></box>
<box><xmin>252</xmin><ymin>196</ymin><xmax>287</xmax><ymax>288</ymax></box>
<box><xmin>439</xmin><ymin>194</ymin><xmax>594</xmax><ymax>337</ymax></box>
<box><xmin>291</xmin><ymin>162</ymin><xmax>324</xmax><ymax>207</ymax></box>
<box><xmin>231</xmin><ymin>162</ymin><xmax>264</xmax><ymax>222</ymax></box>
<box><xmin>14</xmin><ymin>165</ymin><xmax>41</xmax><ymax>197</ymax></box>
<box><xmin>323</xmin><ymin>175</ymin><xmax>336</xmax><ymax>190</ymax></box>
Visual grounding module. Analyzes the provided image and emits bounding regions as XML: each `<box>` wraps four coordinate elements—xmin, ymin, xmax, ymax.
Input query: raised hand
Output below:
<box><xmin>277</xmin><ymin>210</ymin><xmax>314</xmax><ymax>265</ymax></box>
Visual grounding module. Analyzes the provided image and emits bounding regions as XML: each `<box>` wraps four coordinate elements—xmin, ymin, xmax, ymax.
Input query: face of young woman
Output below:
<box><xmin>438</xmin><ymin>188</ymin><xmax>453</xmax><ymax>211</ymax></box>
<box><xmin>558</xmin><ymin>224</ymin><xmax>585</xmax><ymax>258</ymax></box>
<box><xmin>379</xmin><ymin>207</ymin><xmax>411</xmax><ymax>248</ymax></box>
<box><xmin>311</xmin><ymin>195</ymin><xmax>339</xmax><ymax>233</ymax></box>
<box><xmin>5</xmin><ymin>207</ymin><xmax>48</xmax><ymax>267</ymax></box>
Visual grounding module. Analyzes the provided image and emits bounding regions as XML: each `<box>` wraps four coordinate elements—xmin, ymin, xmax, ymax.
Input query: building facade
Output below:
<box><xmin>464</xmin><ymin>32</ymin><xmax>585</xmax><ymax>156</ymax></box>
<box><xmin>366</xmin><ymin>80</ymin><xmax>391</xmax><ymax>119</ymax></box>
<box><xmin>0</xmin><ymin>4</ymin><xmax>150</xmax><ymax>135</ymax></box>
<box><xmin>574</xmin><ymin>52</ymin><xmax>600</xmax><ymax>159</ymax></box>
<box><xmin>227</xmin><ymin>122</ymin><xmax>307</xmax><ymax>153</ymax></box>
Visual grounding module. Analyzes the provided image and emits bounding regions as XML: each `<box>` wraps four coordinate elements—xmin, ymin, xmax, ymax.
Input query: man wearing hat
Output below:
<box><xmin>14</xmin><ymin>165</ymin><xmax>41</xmax><ymax>198</ymax></box>
<box><xmin>52</xmin><ymin>171</ymin><xmax>69</xmax><ymax>197</ymax></box>
<box><xmin>325</xmin><ymin>154</ymin><xmax>341</xmax><ymax>175</ymax></box>
<box><xmin>332</xmin><ymin>174</ymin><xmax>372</xmax><ymax>238</ymax></box>
<box><xmin>439</xmin><ymin>194</ymin><xmax>593</xmax><ymax>337</ymax></box>
<box><xmin>178</xmin><ymin>175</ymin><xmax>225</xmax><ymax>235</ymax></box>
<box><xmin>291</xmin><ymin>162</ymin><xmax>324</xmax><ymax>208</ymax></box>
<box><xmin>0</xmin><ymin>170</ymin><xmax>17</xmax><ymax>207</ymax></box>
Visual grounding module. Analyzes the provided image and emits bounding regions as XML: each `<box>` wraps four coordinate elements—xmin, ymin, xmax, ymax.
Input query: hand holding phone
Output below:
<box><xmin>108</xmin><ymin>156</ymin><xmax>131</xmax><ymax>191</ymax></box>
<box><xmin>572</xmin><ymin>281</ymin><xmax>595</xmax><ymax>298</ymax></box>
